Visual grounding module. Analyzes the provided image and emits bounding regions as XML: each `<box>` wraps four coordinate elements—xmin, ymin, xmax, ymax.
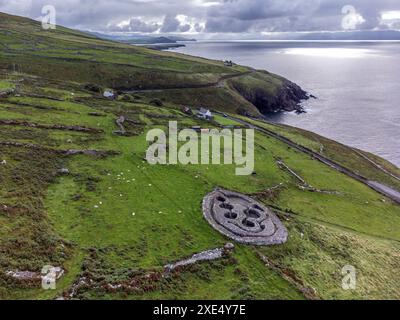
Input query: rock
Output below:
<box><xmin>6</xmin><ymin>267</ymin><xmax>64</xmax><ymax>283</ymax></box>
<box><xmin>58</xmin><ymin>168</ymin><xmax>70</xmax><ymax>175</ymax></box>
<box><xmin>182</xmin><ymin>106</ymin><xmax>193</xmax><ymax>115</ymax></box>
<box><xmin>224</xmin><ymin>243</ymin><xmax>235</xmax><ymax>251</ymax></box>
<box><xmin>6</xmin><ymin>270</ymin><xmax>40</xmax><ymax>281</ymax></box>
<box><xmin>164</xmin><ymin>247</ymin><xmax>224</xmax><ymax>273</ymax></box>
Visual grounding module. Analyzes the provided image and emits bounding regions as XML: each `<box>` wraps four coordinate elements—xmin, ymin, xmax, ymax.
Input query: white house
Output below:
<box><xmin>197</xmin><ymin>108</ymin><xmax>213</xmax><ymax>120</ymax></box>
<box><xmin>103</xmin><ymin>90</ymin><xmax>115</xmax><ymax>99</ymax></box>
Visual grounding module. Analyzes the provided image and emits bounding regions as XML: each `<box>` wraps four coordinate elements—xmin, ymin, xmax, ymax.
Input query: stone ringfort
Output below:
<box><xmin>202</xmin><ymin>188</ymin><xmax>288</xmax><ymax>245</ymax></box>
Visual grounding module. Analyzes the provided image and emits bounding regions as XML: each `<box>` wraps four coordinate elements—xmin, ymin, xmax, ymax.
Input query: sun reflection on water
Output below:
<box><xmin>284</xmin><ymin>48</ymin><xmax>376</xmax><ymax>58</ymax></box>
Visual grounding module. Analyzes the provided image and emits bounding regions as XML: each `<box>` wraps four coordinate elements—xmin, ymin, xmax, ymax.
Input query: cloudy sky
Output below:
<box><xmin>1</xmin><ymin>0</ymin><xmax>400</xmax><ymax>38</ymax></box>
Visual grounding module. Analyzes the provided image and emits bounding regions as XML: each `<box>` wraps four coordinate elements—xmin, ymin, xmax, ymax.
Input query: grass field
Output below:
<box><xmin>0</xmin><ymin>12</ymin><xmax>399</xmax><ymax>300</ymax></box>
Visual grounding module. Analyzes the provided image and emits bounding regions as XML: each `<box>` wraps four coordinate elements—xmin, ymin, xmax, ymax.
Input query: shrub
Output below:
<box><xmin>84</xmin><ymin>84</ymin><xmax>103</xmax><ymax>93</ymax></box>
<box><xmin>149</xmin><ymin>98</ymin><xmax>163</xmax><ymax>107</ymax></box>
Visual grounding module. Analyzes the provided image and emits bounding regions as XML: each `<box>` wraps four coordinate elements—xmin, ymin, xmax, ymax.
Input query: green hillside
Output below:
<box><xmin>0</xmin><ymin>12</ymin><xmax>399</xmax><ymax>300</ymax></box>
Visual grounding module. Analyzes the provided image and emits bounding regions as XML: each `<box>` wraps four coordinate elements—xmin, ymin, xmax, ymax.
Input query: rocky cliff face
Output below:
<box><xmin>229</xmin><ymin>72</ymin><xmax>310</xmax><ymax>115</ymax></box>
<box><xmin>240</xmin><ymin>80</ymin><xmax>309</xmax><ymax>114</ymax></box>
<box><xmin>275</xmin><ymin>80</ymin><xmax>310</xmax><ymax>113</ymax></box>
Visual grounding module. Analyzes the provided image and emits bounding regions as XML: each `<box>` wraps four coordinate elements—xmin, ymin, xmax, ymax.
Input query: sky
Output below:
<box><xmin>1</xmin><ymin>0</ymin><xmax>400</xmax><ymax>39</ymax></box>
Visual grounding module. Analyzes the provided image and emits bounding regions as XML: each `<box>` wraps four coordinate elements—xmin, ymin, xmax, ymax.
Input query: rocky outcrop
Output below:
<box><xmin>6</xmin><ymin>267</ymin><xmax>64</xmax><ymax>286</ymax></box>
<box><xmin>275</xmin><ymin>81</ymin><xmax>310</xmax><ymax>113</ymax></box>
<box><xmin>58</xmin><ymin>168</ymin><xmax>70</xmax><ymax>175</ymax></box>
<box><xmin>164</xmin><ymin>244</ymin><xmax>234</xmax><ymax>273</ymax></box>
<box><xmin>235</xmin><ymin>80</ymin><xmax>309</xmax><ymax>114</ymax></box>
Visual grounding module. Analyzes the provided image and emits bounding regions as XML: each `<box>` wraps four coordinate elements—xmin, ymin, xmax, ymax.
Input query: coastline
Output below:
<box><xmin>167</xmin><ymin>41</ymin><xmax>400</xmax><ymax>167</ymax></box>
<box><xmin>143</xmin><ymin>43</ymin><xmax>186</xmax><ymax>50</ymax></box>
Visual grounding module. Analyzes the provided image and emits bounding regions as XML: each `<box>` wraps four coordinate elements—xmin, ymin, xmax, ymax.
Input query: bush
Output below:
<box><xmin>84</xmin><ymin>83</ymin><xmax>103</xmax><ymax>93</ymax></box>
<box><xmin>120</xmin><ymin>94</ymin><xmax>134</xmax><ymax>102</ymax></box>
<box><xmin>149</xmin><ymin>98</ymin><xmax>163</xmax><ymax>107</ymax></box>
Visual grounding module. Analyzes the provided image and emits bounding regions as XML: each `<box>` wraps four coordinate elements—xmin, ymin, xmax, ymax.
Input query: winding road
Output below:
<box><xmin>219</xmin><ymin>113</ymin><xmax>400</xmax><ymax>204</ymax></box>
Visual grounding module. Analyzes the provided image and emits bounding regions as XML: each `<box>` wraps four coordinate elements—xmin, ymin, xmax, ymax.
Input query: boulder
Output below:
<box><xmin>58</xmin><ymin>168</ymin><xmax>70</xmax><ymax>175</ymax></box>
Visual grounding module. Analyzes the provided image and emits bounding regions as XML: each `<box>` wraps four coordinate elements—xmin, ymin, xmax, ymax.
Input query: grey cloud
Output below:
<box><xmin>160</xmin><ymin>14</ymin><xmax>181</xmax><ymax>32</ymax></box>
<box><xmin>206</xmin><ymin>17</ymin><xmax>253</xmax><ymax>33</ymax></box>
<box><xmin>110</xmin><ymin>18</ymin><xmax>160</xmax><ymax>33</ymax></box>
<box><xmin>205</xmin><ymin>0</ymin><xmax>400</xmax><ymax>33</ymax></box>
<box><xmin>0</xmin><ymin>0</ymin><xmax>400</xmax><ymax>35</ymax></box>
<box><xmin>194</xmin><ymin>22</ymin><xmax>204</xmax><ymax>32</ymax></box>
<box><xmin>159</xmin><ymin>14</ymin><xmax>191</xmax><ymax>33</ymax></box>
<box><xmin>179</xmin><ymin>24</ymin><xmax>191</xmax><ymax>32</ymax></box>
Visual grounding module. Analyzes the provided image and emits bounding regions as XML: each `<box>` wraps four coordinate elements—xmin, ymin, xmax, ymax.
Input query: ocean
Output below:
<box><xmin>169</xmin><ymin>41</ymin><xmax>400</xmax><ymax>167</ymax></box>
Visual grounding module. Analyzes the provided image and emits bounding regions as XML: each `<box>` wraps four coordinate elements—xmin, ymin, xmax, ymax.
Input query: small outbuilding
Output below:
<box><xmin>103</xmin><ymin>89</ymin><xmax>116</xmax><ymax>99</ymax></box>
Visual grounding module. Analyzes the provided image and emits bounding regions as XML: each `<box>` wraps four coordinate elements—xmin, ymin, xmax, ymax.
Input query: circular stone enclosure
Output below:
<box><xmin>202</xmin><ymin>189</ymin><xmax>288</xmax><ymax>245</ymax></box>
